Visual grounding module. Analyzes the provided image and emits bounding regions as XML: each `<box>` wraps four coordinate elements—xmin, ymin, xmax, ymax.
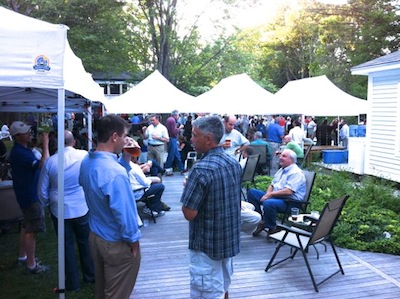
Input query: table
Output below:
<box><xmin>305</xmin><ymin>145</ymin><xmax>345</xmax><ymax>165</ymax></box>
<box><xmin>287</xmin><ymin>213</ymin><xmax>319</xmax><ymax>231</ymax></box>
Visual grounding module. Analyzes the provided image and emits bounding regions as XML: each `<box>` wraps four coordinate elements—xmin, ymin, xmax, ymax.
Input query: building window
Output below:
<box><xmin>110</xmin><ymin>84</ymin><xmax>121</xmax><ymax>95</ymax></box>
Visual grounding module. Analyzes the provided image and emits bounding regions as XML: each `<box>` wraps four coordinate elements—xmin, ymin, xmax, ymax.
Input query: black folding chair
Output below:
<box><xmin>250</xmin><ymin>144</ymin><xmax>271</xmax><ymax>175</ymax></box>
<box><xmin>265</xmin><ymin>195</ymin><xmax>350</xmax><ymax>292</ymax></box>
<box><xmin>241</xmin><ymin>154</ymin><xmax>260</xmax><ymax>200</ymax></box>
<box><xmin>134</xmin><ymin>187</ymin><xmax>157</xmax><ymax>223</ymax></box>
<box><xmin>299</xmin><ymin>144</ymin><xmax>313</xmax><ymax>168</ymax></box>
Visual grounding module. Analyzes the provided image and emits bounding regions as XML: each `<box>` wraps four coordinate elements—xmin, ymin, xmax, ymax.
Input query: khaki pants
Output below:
<box><xmin>89</xmin><ymin>232</ymin><xmax>141</xmax><ymax>299</ymax></box>
<box><xmin>148</xmin><ymin>144</ymin><xmax>166</xmax><ymax>169</ymax></box>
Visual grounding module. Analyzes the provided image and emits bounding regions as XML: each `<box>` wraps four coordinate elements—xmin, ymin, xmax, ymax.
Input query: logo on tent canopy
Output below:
<box><xmin>33</xmin><ymin>55</ymin><xmax>51</xmax><ymax>72</ymax></box>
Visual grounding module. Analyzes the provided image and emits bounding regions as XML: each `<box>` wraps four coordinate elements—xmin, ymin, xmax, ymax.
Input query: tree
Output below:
<box><xmin>1</xmin><ymin>0</ymin><xmax>140</xmax><ymax>75</ymax></box>
<box><xmin>258</xmin><ymin>0</ymin><xmax>400</xmax><ymax>98</ymax></box>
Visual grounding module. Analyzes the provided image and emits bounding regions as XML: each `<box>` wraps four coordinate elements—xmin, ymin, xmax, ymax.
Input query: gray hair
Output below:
<box><xmin>282</xmin><ymin>149</ymin><xmax>297</xmax><ymax>163</ymax></box>
<box><xmin>255</xmin><ymin>131</ymin><xmax>263</xmax><ymax>139</ymax></box>
<box><xmin>171</xmin><ymin>110</ymin><xmax>179</xmax><ymax>116</ymax></box>
<box><xmin>193</xmin><ymin>116</ymin><xmax>224</xmax><ymax>144</ymax></box>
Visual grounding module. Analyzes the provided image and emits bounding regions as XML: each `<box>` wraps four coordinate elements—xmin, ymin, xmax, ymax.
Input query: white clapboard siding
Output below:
<box><xmin>365</xmin><ymin>70</ymin><xmax>400</xmax><ymax>181</ymax></box>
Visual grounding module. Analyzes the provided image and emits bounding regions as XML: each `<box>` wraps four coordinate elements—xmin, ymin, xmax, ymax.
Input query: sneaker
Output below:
<box><xmin>142</xmin><ymin>207</ymin><xmax>165</xmax><ymax>218</ymax></box>
<box><xmin>142</xmin><ymin>207</ymin><xmax>153</xmax><ymax>216</ymax></box>
<box><xmin>154</xmin><ymin>210</ymin><xmax>165</xmax><ymax>217</ymax></box>
<box><xmin>181</xmin><ymin>169</ymin><xmax>189</xmax><ymax>175</ymax></box>
<box><xmin>27</xmin><ymin>263</ymin><xmax>49</xmax><ymax>274</ymax></box>
<box><xmin>160</xmin><ymin>202</ymin><xmax>171</xmax><ymax>211</ymax></box>
<box><xmin>16</xmin><ymin>257</ymin><xmax>39</xmax><ymax>267</ymax></box>
<box><xmin>164</xmin><ymin>168</ymin><xmax>174</xmax><ymax>176</ymax></box>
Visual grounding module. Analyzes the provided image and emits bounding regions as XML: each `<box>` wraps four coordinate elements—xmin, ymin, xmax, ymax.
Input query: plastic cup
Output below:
<box><xmin>143</xmin><ymin>219</ymin><xmax>149</xmax><ymax>227</ymax></box>
<box><xmin>291</xmin><ymin>207</ymin><xmax>300</xmax><ymax>221</ymax></box>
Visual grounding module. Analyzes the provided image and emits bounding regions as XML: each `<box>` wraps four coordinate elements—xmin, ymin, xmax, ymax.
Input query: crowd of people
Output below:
<box><xmin>2</xmin><ymin>111</ymin><xmax>361</xmax><ymax>298</ymax></box>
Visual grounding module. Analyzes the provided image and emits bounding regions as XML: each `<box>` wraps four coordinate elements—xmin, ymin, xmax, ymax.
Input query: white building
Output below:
<box><xmin>351</xmin><ymin>51</ymin><xmax>400</xmax><ymax>182</ymax></box>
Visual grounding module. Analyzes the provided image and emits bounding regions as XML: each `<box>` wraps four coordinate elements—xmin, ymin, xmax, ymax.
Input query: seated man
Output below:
<box><xmin>280</xmin><ymin>135</ymin><xmax>304</xmax><ymax>159</ymax></box>
<box><xmin>239</xmin><ymin>146</ymin><xmax>253</xmax><ymax>169</ymax></box>
<box><xmin>119</xmin><ymin>137</ymin><xmax>165</xmax><ymax>218</ymax></box>
<box><xmin>241</xmin><ymin>198</ymin><xmax>262</xmax><ymax>235</ymax></box>
<box><xmin>248</xmin><ymin>149</ymin><xmax>306</xmax><ymax>236</ymax></box>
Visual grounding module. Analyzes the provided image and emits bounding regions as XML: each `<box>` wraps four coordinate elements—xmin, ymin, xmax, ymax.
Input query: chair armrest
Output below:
<box><xmin>303</xmin><ymin>215</ymin><xmax>319</xmax><ymax>224</ymax></box>
<box><xmin>276</xmin><ymin>223</ymin><xmax>312</xmax><ymax>237</ymax></box>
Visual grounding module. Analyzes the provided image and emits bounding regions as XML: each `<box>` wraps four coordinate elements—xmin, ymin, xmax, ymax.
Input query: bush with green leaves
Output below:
<box><xmin>253</xmin><ymin>170</ymin><xmax>400</xmax><ymax>255</ymax></box>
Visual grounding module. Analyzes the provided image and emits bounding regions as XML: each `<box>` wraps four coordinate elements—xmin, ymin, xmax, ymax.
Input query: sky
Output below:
<box><xmin>177</xmin><ymin>0</ymin><xmax>348</xmax><ymax>40</ymax></box>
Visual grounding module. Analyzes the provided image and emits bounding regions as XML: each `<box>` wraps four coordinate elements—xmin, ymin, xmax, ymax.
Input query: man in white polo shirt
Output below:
<box><xmin>145</xmin><ymin>114</ymin><xmax>169</xmax><ymax>169</ymax></box>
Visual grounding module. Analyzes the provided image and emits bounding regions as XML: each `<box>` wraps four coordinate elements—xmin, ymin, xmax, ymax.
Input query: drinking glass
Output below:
<box><xmin>291</xmin><ymin>207</ymin><xmax>300</xmax><ymax>221</ymax></box>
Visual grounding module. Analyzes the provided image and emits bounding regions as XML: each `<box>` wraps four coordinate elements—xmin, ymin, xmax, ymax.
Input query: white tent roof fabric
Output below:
<box><xmin>194</xmin><ymin>73</ymin><xmax>274</xmax><ymax>115</ymax></box>
<box><xmin>0</xmin><ymin>7</ymin><xmax>105</xmax><ymax>112</ymax></box>
<box><xmin>105</xmin><ymin>70</ymin><xmax>196</xmax><ymax>114</ymax></box>
<box><xmin>0</xmin><ymin>7</ymin><xmax>105</xmax><ymax>296</ymax></box>
<box><xmin>272</xmin><ymin>75</ymin><xmax>367</xmax><ymax>116</ymax></box>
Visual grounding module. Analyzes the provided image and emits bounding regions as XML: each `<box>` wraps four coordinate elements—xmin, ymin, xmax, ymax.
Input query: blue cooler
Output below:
<box><xmin>357</xmin><ymin>125</ymin><xmax>366</xmax><ymax>137</ymax></box>
<box><xmin>322</xmin><ymin>150</ymin><xmax>348</xmax><ymax>164</ymax></box>
<box><xmin>349</xmin><ymin>125</ymin><xmax>358</xmax><ymax>137</ymax></box>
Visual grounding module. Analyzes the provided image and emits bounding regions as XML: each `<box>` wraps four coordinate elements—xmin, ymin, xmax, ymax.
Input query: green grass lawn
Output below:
<box><xmin>0</xmin><ymin>211</ymin><xmax>94</xmax><ymax>299</ymax></box>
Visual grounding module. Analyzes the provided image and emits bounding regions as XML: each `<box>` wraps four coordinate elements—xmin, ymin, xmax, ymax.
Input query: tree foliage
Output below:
<box><xmin>1</xmin><ymin>0</ymin><xmax>399</xmax><ymax>100</ymax></box>
<box><xmin>259</xmin><ymin>0</ymin><xmax>400</xmax><ymax>98</ymax></box>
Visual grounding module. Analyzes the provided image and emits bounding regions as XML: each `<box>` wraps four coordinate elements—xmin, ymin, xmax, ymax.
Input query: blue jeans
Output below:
<box><xmin>164</xmin><ymin>137</ymin><xmax>184</xmax><ymax>171</ymax></box>
<box><xmin>143</xmin><ymin>183</ymin><xmax>164</xmax><ymax>212</ymax></box>
<box><xmin>51</xmin><ymin>213</ymin><xmax>94</xmax><ymax>291</ymax></box>
<box><xmin>149</xmin><ymin>159</ymin><xmax>164</xmax><ymax>176</ymax></box>
<box><xmin>247</xmin><ymin>189</ymin><xmax>294</xmax><ymax>230</ymax></box>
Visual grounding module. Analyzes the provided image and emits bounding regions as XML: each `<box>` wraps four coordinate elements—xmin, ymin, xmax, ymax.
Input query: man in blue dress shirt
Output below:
<box><xmin>79</xmin><ymin>114</ymin><xmax>141</xmax><ymax>299</ymax></box>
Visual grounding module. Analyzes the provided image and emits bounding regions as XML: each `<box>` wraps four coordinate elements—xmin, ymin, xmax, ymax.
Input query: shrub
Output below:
<box><xmin>253</xmin><ymin>170</ymin><xmax>400</xmax><ymax>255</ymax></box>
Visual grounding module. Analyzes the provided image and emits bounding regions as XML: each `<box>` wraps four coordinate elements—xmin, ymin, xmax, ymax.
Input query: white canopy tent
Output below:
<box><xmin>194</xmin><ymin>73</ymin><xmax>274</xmax><ymax>115</ymax></box>
<box><xmin>271</xmin><ymin>75</ymin><xmax>368</xmax><ymax>116</ymax></box>
<box><xmin>105</xmin><ymin>70</ymin><xmax>196</xmax><ymax>114</ymax></box>
<box><xmin>0</xmin><ymin>7</ymin><xmax>105</xmax><ymax>298</ymax></box>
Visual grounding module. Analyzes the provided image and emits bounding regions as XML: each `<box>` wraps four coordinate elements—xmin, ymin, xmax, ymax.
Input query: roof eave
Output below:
<box><xmin>351</xmin><ymin>62</ymin><xmax>400</xmax><ymax>76</ymax></box>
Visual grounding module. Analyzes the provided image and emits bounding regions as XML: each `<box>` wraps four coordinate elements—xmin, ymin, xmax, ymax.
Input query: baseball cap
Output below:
<box><xmin>9</xmin><ymin>121</ymin><xmax>31</xmax><ymax>136</ymax></box>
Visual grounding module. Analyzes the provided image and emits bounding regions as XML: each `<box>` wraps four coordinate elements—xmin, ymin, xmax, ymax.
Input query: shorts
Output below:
<box><xmin>22</xmin><ymin>201</ymin><xmax>46</xmax><ymax>233</ymax></box>
<box><xmin>189</xmin><ymin>250</ymin><xmax>233</xmax><ymax>299</ymax></box>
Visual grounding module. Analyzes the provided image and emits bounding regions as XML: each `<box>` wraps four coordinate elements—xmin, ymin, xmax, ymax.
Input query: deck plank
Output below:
<box><xmin>130</xmin><ymin>173</ymin><xmax>400</xmax><ymax>298</ymax></box>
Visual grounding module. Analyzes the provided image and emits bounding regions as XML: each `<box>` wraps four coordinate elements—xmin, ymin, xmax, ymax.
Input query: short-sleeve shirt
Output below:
<box><xmin>145</xmin><ymin>123</ymin><xmax>169</xmax><ymax>146</ymax></box>
<box><xmin>180</xmin><ymin>147</ymin><xmax>242</xmax><ymax>259</ymax></box>
<box><xmin>272</xmin><ymin>163</ymin><xmax>306</xmax><ymax>201</ymax></box>
<box><xmin>285</xmin><ymin>142</ymin><xmax>304</xmax><ymax>158</ymax></box>
<box><xmin>9</xmin><ymin>142</ymin><xmax>40</xmax><ymax>209</ymax></box>
<box><xmin>220</xmin><ymin>129</ymin><xmax>250</xmax><ymax>157</ymax></box>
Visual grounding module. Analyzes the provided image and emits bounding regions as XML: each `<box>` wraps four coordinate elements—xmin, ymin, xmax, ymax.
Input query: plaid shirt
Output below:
<box><xmin>181</xmin><ymin>147</ymin><xmax>241</xmax><ymax>259</ymax></box>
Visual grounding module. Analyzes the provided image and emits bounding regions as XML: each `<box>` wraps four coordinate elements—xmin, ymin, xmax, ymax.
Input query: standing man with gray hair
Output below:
<box><xmin>181</xmin><ymin>116</ymin><xmax>242</xmax><ymax>299</ymax></box>
<box><xmin>164</xmin><ymin>110</ymin><xmax>186</xmax><ymax>176</ymax></box>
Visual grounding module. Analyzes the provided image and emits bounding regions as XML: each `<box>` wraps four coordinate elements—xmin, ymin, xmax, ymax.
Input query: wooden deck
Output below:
<box><xmin>130</xmin><ymin>173</ymin><xmax>400</xmax><ymax>299</ymax></box>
